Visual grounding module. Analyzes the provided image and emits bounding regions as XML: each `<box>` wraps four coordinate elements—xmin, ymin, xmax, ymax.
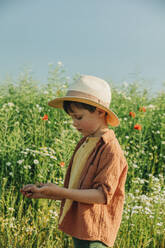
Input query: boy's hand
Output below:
<box><xmin>20</xmin><ymin>184</ymin><xmax>43</xmax><ymax>199</ymax></box>
<box><xmin>20</xmin><ymin>183</ymin><xmax>62</xmax><ymax>199</ymax></box>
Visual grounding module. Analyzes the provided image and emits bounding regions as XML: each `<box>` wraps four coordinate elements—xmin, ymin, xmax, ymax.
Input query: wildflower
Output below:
<box><xmin>24</xmin><ymin>165</ymin><xmax>31</xmax><ymax>169</ymax></box>
<box><xmin>42</xmin><ymin>114</ymin><xmax>48</xmax><ymax>120</ymax></box>
<box><xmin>57</xmin><ymin>61</ymin><xmax>63</xmax><ymax>67</ymax></box>
<box><xmin>6</xmin><ymin>162</ymin><xmax>11</xmax><ymax>166</ymax></box>
<box><xmin>129</xmin><ymin>111</ymin><xmax>136</xmax><ymax>118</ymax></box>
<box><xmin>147</xmin><ymin>104</ymin><xmax>155</xmax><ymax>109</ymax></box>
<box><xmin>49</xmin><ymin>210</ymin><xmax>58</xmax><ymax>217</ymax></box>
<box><xmin>50</xmin><ymin>155</ymin><xmax>57</xmax><ymax>160</ymax></box>
<box><xmin>144</xmin><ymin>207</ymin><xmax>152</xmax><ymax>214</ymax></box>
<box><xmin>8</xmin><ymin>207</ymin><xmax>15</xmax><ymax>212</ymax></box>
<box><xmin>17</xmin><ymin>159</ymin><xmax>24</xmax><ymax>165</ymax></box>
<box><xmin>21</xmin><ymin>149</ymin><xmax>28</xmax><ymax>154</ymax></box>
<box><xmin>123</xmin><ymin>81</ymin><xmax>129</xmax><ymax>88</ymax></box>
<box><xmin>157</xmin><ymin>223</ymin><xmax>163</xmax><ymax>227</ymax></box>
<box><xmin>139</xmin><ymin>106</ymin><xmax>146</xmax><ymax>112</ymax></box>
<box><xmin>133</xmin><ymin>164</ymin><xmax>138</xmax><ymax>168</ymax></box>
<box><xmin>134</xmin><ymin>124</ymin><xmax>142</xmax><ymax>131</ymax></box>
<box><xmin>60</xmin><ymin>161</ymin><xmax>65</xmax><ymax>167</ymax></box>
<box><xmin>36</xmin><ymin>104</ymin><xmax>42</xmax><ymax>112</ymax></box>
<box><xmin>8</xmin><ymin>102</ymin><xmax>14</xmax><ymax>107</ymax></box>
<box><xmin>132</xmin><ymin>206</ymin><xmax>142</xmax><ymax>211</ymax></box>
<box><xmin>34</xmin><ymin>159</ymin><xmax>39</xmax><ymax>165</ymax></box>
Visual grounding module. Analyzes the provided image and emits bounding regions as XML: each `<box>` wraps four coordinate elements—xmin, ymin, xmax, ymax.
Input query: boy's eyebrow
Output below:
<box><xmin>69</xmin><ymin>113</ymin><xmax>81</xmax><ymax>116</ymax></box>
<box><xmin>69</xmin><ymin>113</ymin><xmax>82</xmax><ymax>117</ymax></box>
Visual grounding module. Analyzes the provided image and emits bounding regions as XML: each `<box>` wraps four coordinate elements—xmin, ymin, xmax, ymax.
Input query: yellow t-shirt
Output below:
<box><xmin>59</xmin><ymin>136</ymin><xmax>99</xmax><ymax>224</ymax></box>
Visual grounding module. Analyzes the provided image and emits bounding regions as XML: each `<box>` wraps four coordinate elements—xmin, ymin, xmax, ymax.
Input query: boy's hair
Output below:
<box><xmin>63</xmin><ymin>101</ymin><xmax>96</xmax><ymax>114</ymax></box>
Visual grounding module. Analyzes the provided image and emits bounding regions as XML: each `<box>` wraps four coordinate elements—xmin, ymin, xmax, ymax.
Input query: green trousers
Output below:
<box><xmin>72</xmin><ymin>237</ymin><xmax>108</xmax><ymax>248</ymax></box>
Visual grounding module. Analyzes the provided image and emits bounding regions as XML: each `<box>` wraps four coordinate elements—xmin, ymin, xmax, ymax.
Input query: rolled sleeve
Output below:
<box><xmin>92</xmin><ymin>150</ymin><xmax>123</xmax><ymax>205</ymax></box>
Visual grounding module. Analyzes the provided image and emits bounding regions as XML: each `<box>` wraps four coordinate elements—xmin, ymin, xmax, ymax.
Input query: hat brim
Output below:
<box><xmin>48</xmin><ymin>96</ymin><xmax>120</xmax><ymax>127</ymax></box>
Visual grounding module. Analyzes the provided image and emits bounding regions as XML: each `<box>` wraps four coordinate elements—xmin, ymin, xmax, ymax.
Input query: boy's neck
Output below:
<box><xmin>88</xmin><ymin>126</ymin><xmax>109</xmax><ymax>137</ymax></box>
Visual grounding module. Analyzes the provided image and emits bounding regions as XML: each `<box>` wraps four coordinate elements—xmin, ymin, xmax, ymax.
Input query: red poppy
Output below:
<box><xmin>129</xmin><ymin>111</ymin><xmax>136</xmax><ymax>118</ymax></box>
<box><xmin>139</xmin><ymin>107</ymin><xmax>146</xmax><ymax>112</ymax></box>
<box><xmin>60</xmin><ymin>162</ymin><xmax>65</xmax><ymax>167</ymax></box>
<box><xmin>134</xmin><ymin>124</ymin><xmax>142</xmax><ymax>131</ymax></box>
<box><xmin>42</xmin><ymin>114</ymin><xmax>48</xmax><ymax>120</ymax></box>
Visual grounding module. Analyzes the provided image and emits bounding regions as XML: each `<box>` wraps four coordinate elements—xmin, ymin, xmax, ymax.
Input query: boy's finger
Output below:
<box><xmin>36</xmin><ymin>182</ymin><xmax>44</xmax><ymax>188</ymax></box>
<box><xmin>21</xmin><ymin>184</ymin><xmax>31</xmax><ymax>190</ymax></box>
<box><xmin>20</xmin><ymin>190</ymin><xmax>33</xmax><ymax>198</ymax></box>
<box><xmin>26</xmin><ymin>192</ymin><xmax>33</xmax><ymax>198</ymax></box>
<box><xmin>21</xmin><ymin>185</ymin><xmax>35</xmax><ymax>193</ymax></box>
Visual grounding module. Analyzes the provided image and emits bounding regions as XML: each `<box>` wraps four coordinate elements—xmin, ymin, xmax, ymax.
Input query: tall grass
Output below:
<box><xmin>0</xmin><ymin>66</ymin><xmax>164</xmax><ymax>247</ymax></box>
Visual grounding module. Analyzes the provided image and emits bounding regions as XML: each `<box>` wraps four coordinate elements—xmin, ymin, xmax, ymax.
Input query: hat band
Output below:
<box><xmin>66</xmin><ymin>90</ymin><xmax>110</xmax><ymax>108</ymax></box>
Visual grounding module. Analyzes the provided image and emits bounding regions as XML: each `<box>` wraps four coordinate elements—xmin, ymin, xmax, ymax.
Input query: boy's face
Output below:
<box><xmin>68</xmin><ymin>104</ymin><xmax>107</xmax><ymax>137</ymax></box>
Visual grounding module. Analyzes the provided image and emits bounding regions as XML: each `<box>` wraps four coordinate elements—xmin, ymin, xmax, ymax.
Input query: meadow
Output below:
<box><xmin>0</xmin><ymin>66</ymin><xmax>165</xmax><ymax>248</ymax></box>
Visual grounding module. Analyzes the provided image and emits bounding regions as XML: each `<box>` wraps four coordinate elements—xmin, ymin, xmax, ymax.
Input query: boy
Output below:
<box><xmin>21</xmin><ymin>75</ymin><xmax>128</xmax><ymax>247</ymax></box>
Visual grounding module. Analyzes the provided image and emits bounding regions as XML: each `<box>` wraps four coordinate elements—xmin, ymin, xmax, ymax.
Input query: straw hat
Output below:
<box><xmin>48</xmin><ymin>75</ymin><xmax>120</xmax><ymax>127</ymax></box>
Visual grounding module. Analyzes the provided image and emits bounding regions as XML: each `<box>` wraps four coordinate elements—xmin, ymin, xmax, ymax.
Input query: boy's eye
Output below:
<box><xmin>70</xmin><ymin>114</ymin><xmax>83</xmax><ymax>121</ymax></box>
<box><xmin>76</xmin><ymin>116</ymin><xmax>82</xmax><ymax>120</ymax></box>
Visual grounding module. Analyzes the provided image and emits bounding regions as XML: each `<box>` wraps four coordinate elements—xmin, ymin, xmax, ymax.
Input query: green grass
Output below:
<box><xmin>0</xmin><ymin>66</ymin><xmax>164</xmax><ymax>247</ymax></box>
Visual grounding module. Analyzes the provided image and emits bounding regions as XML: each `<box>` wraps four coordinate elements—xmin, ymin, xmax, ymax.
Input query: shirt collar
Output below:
<box><xmin>101</xmin><ymin>129</ymin><xmax>115</xmax><ymax>144</ymax></box>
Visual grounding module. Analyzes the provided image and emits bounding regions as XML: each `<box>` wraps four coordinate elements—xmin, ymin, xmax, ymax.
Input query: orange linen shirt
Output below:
<box><xmin>59</xmin><ymin>129</ymin><xmax>128</xmax><ymax>247</ymax></box>
<box><xmin>59</xmin><ymin>136</ymin><xmax>99</xmax><ymax>224</ymax></box>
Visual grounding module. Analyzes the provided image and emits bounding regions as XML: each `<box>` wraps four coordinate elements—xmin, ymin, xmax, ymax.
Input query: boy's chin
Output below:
<box><xmin>78</xmin><ymin>129</ymin><xmax>88</xmax><ymax>136</ymax></box>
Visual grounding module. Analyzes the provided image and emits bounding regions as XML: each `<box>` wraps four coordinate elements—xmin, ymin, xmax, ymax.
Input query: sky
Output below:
<box><xmin>0</xmin><ymin>0</ymin><xmax>165</xmax><ymax>94</ymax></box>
